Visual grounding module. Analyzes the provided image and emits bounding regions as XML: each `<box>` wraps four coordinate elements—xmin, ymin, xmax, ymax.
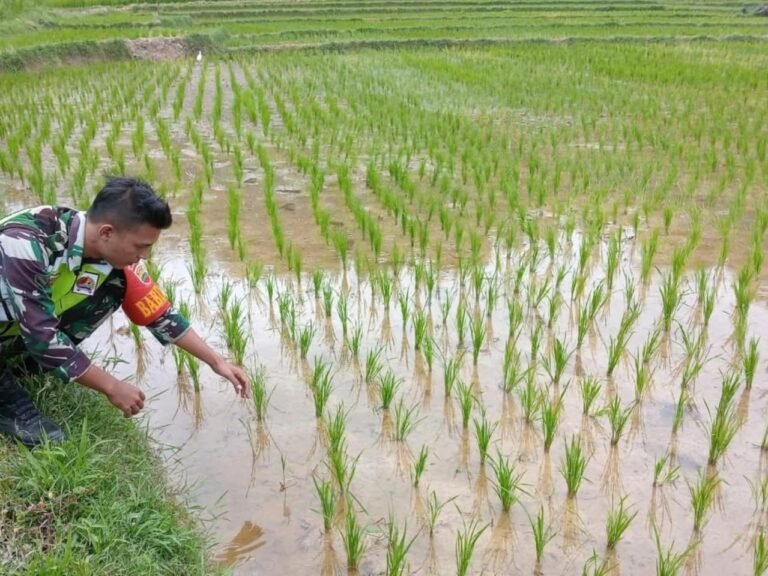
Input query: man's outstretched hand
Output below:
<box><xmin>211</xmin><ymin>358</ymin><xmax>250</xmax><ymax>399</ymax></box>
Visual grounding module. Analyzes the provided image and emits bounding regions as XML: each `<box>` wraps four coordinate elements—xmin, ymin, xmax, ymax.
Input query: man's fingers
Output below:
<box><xmin>139</xmin><ymin>390</ymin><xmax>146</xmax><ymax>401</ymax></box>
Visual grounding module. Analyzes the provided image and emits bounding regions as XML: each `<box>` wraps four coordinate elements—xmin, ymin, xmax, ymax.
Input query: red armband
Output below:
<box><xmin>122</xmin><ymin>261</ymin><xmax>171</xmax><ymax>326</ymax></box>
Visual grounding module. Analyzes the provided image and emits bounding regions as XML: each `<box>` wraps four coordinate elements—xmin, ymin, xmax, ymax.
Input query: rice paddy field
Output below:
<box><xmin>2</xmin><ymin>1</ymin><xmax>768</xmax><ymax>574</ymax></box>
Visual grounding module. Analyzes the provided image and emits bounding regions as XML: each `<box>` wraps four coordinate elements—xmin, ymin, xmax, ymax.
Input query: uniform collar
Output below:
<box><xmin>66</xmin><ymin>211</ymin><xmax>87</xmax><ymax>272</ymax></box>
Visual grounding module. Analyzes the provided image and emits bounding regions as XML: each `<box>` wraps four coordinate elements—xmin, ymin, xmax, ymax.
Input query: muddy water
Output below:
<box><xmin>71</xmin><ymin>221</ymin><xmax>768</xmax><ymax>576</ymax></box>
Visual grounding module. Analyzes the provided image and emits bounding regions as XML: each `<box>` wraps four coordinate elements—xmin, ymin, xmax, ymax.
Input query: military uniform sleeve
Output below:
<box><xmin>145</xmin><ymin>306</ymin><xmax>191</xmax><ymax>345</ymax></box>
<box><xmin>0</xmin><ymin>231</ymin><xmax>91</xmax><ymax>382</ymax></box>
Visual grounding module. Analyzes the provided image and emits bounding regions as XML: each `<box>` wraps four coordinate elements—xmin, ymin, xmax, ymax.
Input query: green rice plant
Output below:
<box><xmin>707</xmin><ymin>398</ymin><xmax>740</xmax><ymax>466</ymax></box>
<box><xmin>473</xmin><ymin>410</ymin><xmax>496</xmax><ymax>465</ymax></box>
<box><xmin>653</xmin><ymin>456</ymin><xmax>680</xmax><ymax>487</ymax></box>
<box><xmin>325</xmin><ymin>403</ymin><xmax>347</xmax><ymax>455</ymax></box>
<box><xmin>755</xmin><ymin>531</ymin><xmax>768</xmax><ymax>576</ymax></box>
<box><xmin>654</xmin><ymin>529</ymin><xmax>690</xmax><ymax>576</ymax></box>
<box><xmin>690</xmin><ymin>471</ymin><xmax>720</xmax><ymax>532</ymax></box>
<box><xmin>580</xmin><ymin>377</ymin><xmax>602</xmax><ymax>416</ymax></box>
<box><xmin>413</xmin><ymin>445</ymin><xmax>429</xmax><ymax>487</ymax></box>
<box><xmin>605</xmin><ymin>231</ymin><xmax>621</xmax><ymax>290</ymax></box>
<box><xmin>440</xmin><ymin>295</ymin><xmax>453</xmax><ymax>328</ymax></box>
<box><xmin>519</xmin><ymin>372</ymin><xmax>542</xmax><ymax>424</ymax></box>
<box><xmin>606</xmin><ymin>396</ymin><xmax>635</xmax><ymax>445</ymax></box>
<box><xmin>223</xmin><ymin>299</ymin><xmax>248</xmax><ymax>365</ymax></box>
<box><xmin>502</xmin><ymin>345</ymin><xmax>528</xmax><ymax>393</ymax></box>
<box><xmin>469</xmin><ymin>312</ymin><xmax>486</xmax><ymax>365</ymax></box>
<box><xmin>744</xmin><ymin>337</ymin><xmax>760</xmax><ymax>389</ymax></box>
<box><xmin>633</xmin><ymin>353</ymin><xmax>650</xmax><ymax>400</ymax></box>
<box><xmin>455</xmin><ymin>517</ymin><xmax>488</xmax><ymax>576</ymax></box>
<box><xmin>386</xmin><ymin>517</ymin><xmax>418</xmax><ymax>576</ymax></box>
<box><xmin>561</xmin><ymin>435</ymin><xmax>589</xmax><ymax>497</ymax></box>
<box><xmin>186</xmin><ymin>352</ymin><xmax>201</xmax><ymax>392</ymax></box>
<box><xmin>265</xmin><ymin>274</ymin><xmax>275</xmax><ymax>303</ymax></box>
<box><xmin>311</xmin><ymin>269</ymin><xmax>324</xmax><ymax>298</ymax></box>
<box><xmin>422</xmin><ymin>336</ymin><xmax>435</xmax><ymax>373</ymax></box>
<box><xmin>379</xmin><ymin>370</ymin><xmax>400</xmax><ymax>410</ymax></box>
<box><xmin>413</xmin><ymin>309</ymin><xmax>429</xmax><ymax>351</ymax></box>
<box><xmin>659</xmin><ymin>272</ymin><xmax>681</xmax><ymax>332</ymax></box>
<box><xmin>490</xmin><ymin>450</ymin><xmax>525</xmax><ymax>511</ymax></box>
<box><xmin>507</xmin><ymin>298</ymin><xmax>524</xmax><ymax>343</ymax></box>
<box><xmin>544</xmin><ymin>336</ymin><xmax>572</xmax><ymax>386</ymax></box>
<box><xmin>733</xmin><ymin>264</ymin><xmax>754</xmax><ymax>322</ymax></box>
<box><xmin>443</xmin><ymin>353</ymin><xmax>463</xmax><ymax>397</ymax></box>
<box><xmin>398</xmin><ymin>288</ymin><xmax>411</xmax><ymax>326</ymax></box>
<box><xmin>582</xmin><ymin>550</ymin><xmax>611</xmax><ymax>576</ymax></box>
<box><xmin>702</xmin><ymin>285</ymin><xmax>716</xmax><ymax>327</ymax></box>
<box><xmin>641</xmin><ymin>326</ymin><xmax>663</xmax><ymax>366</ymax></box>
<box><xmin>298</xmin><ymin>322</ymin><xmax>316</xmax><ymax>360</ymax></box>
<box><xmin>425</xmin><ymin>490</ymin><xmax>455</xmax><ymax>536</ymax></box>
<box><xmin>456</xmin><ymin>298</ymin><xmax>468</xmax><ymax>347</ymax></box>
<box><xmin>328</xmin><ymin>443</ymin><xmax>359</xmax><ymax>495</ymax></box>
<box><xmin>530</xmin><ymin>322</ymin><xmax>543</xmax><ymax>366</ymax></box>
<box><xmin>365</xmin><ymin>347</ymin><xmax>384</xmax><ymax>384</ymax></box>
<box><xmin>313</xmin><ymin>475</ymin><xmax>337</xmax><ymax>533</ymax></box>
<box><xmin>672</xmin><ymin>388</ymin><xmax>688</xmax><ymax>434</ymax></box>
<box><xmin>336</xmin><ymin>292</ymin><xmax>350</xmax><ymax>337</ymax></box>
<box><xmin>605</xmin><ymin>497</ymin><xmax>637</xmax><ymax>550</ymax></box>
<box><xmin>379</xmin><ymin>272</ymin><xmax>394</xmax><ymax>310</ymax></box>
<box><xmin>456</xmin><ymin>379</ymin><xmax>475</xmax><ymax>428</ymax></box>
<box><xmin>541</xmin><ymin>389</ymin><xmax>566</xmax><ymax>452</ymax></box>
<box><xmin>249</xmin><ymin>365</ymin><xmax>270</xmax><ymax>421</ymax></box>
<box><xmin>311</xmin><ymin>358</ymin><xmax>334</xmax><ymax>418</ymax></box>
<box><xmin>394</xmin><ymin>398</ymin><xmax>420</xmax><ymax>441</ymax></box>
<box><xmin>340</xmin><ymin>507</ymin><xmax>366</xmax><ymax>571</ymax></box>
<box><xmin>322</xmin><ymin>284</ymin><xmax>334</xmax><ymax>318</ymax></box>
<box><xmin>246</xmin><ymin>261</ymin><xmax>264</xmax><ymax>289</ymax></box>
<box><xmin>530</xmin><ymin>505</ymin><xmax>556</xmax><ymax>564</ymax></box>
<box><xmin>348</xmin><ymin>323</ymin><xmax>363</xmax><ymax>359</ymax></box>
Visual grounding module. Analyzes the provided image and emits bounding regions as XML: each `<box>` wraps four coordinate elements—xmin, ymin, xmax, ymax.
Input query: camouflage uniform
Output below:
<box><xmin>0</xmin><ymin>205</ymin><xmax>190</xmax><ymax>381</ymax></box>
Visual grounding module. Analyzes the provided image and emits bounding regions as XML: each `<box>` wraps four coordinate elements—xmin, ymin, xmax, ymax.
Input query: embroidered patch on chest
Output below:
<box><xmin>72</xmin><ymin>272</ymin><xmax>100</xmax><ymax>296</ymax></box>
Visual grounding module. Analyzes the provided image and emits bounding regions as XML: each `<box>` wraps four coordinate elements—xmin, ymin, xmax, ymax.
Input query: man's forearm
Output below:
<box><xmin>174</xmin><ymin>328</ymin><xmax>227</xmax><ymax>368</ymax></box>
<box><xmin>76</xmin><ymin>364</ymin><xmax>118</xmax><ymax>397</ymax></box>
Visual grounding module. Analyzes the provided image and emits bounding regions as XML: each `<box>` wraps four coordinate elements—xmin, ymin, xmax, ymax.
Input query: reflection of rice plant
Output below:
<box><xmin>455</xmin><ymin>518</ymin><xmax>488</xmax><ymax>576</ymax></box>
<box><xmin>490</xmin><ymin>450</ymin><xmax>525</xmax><ymax>511</ymax></box>
<box><xmin>379</xmin><ymin>370</ymin><xmax>400</xmax><ymax>410</ymax></box>
<box><xmin>413</xmin><ymin>445</ymin><xmax>429</xmax><ymax>486</ymax></box>
<box><xmin>580</xmin><ymin>377</ymin><xmax>601</xmax><ymax>416</ymax></box>
<box><xmin>561</xmin><ymin>435</ymin><xmax>588</xmax><ymax>497</ymax></box>
<box><xmin>313</xmin><ymin>476</ymin><xmax>337</xmax><ymax>533</ymax></box>
<box><xmin>530</xmin><ymin>505</ymin><xmax>555</xmax><ymax>564</ymax></box>
<box><xmin>340</xmin><ymin>507</ymin><xmax>366</xmax><ymax>571</ymax></box>
<box><xmin>394</xmin><ymin>398</ymin><xmax>420</xmax><ymax>441</ymax></box>
<box><xmin>249</xmin><ymin>366</ymin><xmax>269</xmax><ymax>420</ymax></box>
<box><xmin>473</xmin><ymin>410</ymin><xmax>496</xmax><ymax>465</ymax></box>
<box><xmin>469</xmin><ymin>312</ymin><xmax>486</xmax><ymax>365</ymax></box>
<box><xmin>364</xmin><ymin>347</ymin><xmax>384</xmax><ymax>384</ymax></box>
<box><xmin>386</xmin><ymin>516</ymin><xmax>418</xmax><ymax>576</ymax></box>
<box><xmin>690</xmin><ymin>471</ymin><xmax>720</xmax><ymax>532</ymax></box>
<box><xmin>606</xmin><ymin>396</ymin><xmax>634</xmax><ymax>445</ymax></box>
<box><xmin>606</xmin><ymin>497</ymin><xmax>637</xmax><ymax>550</ymax></box>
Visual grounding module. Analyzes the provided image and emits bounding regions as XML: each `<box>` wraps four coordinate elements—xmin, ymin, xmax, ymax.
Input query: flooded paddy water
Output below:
<box><xmin>2</xmin><ymin>43</ymin><xmax>768</xmax><ymax>575</ymax></box>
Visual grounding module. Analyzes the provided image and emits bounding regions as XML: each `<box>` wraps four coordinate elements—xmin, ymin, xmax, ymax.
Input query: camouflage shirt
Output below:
<box><xmin>0</xmin><ymin>206</ymin><xmax>190</xmax><ymax>382</ymax></box>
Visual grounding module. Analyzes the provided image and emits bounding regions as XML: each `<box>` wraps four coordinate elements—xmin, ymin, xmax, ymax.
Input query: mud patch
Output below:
<box><xmin>126</xmin><ymin>37</ymin><xmax>198</xmax><ymax>61</ymax></box>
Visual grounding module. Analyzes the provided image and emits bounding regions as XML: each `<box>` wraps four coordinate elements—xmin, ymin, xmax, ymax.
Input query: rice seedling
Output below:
<box><xmin>561</xmin><ymin>435</ymin><xmax>589</xmax><ymax>497</ymax></box>
<box><xmin>490</xmin><ymin>450</ymin><xmax>525</xmax><ymax>511</ymax></box>
<box><xmin>379</xmin><ymin>370</ymin><xmax>400</xmax><ymax>410</ymax></box>
<box><xmin>605</xmin><ymin>231</ymin><xmax>621</xmax><ymax>290</ymax></box>
<box><xmin>530</xmin><ymin>505</ymin><xmax>556</xmax><ymax>564</ymax></box>
<box><xmin>605</xmin><ymin>496</ymin><xmax>637</xmax><ymax>550</ymax></box>
<box><xmin>659</xmin><ymin>272</ymin><xmax>681</xmax><ymax>332</ymax></box>
<box><xmin>313</xmin><ymin>475</ymin><xmax>337</xmax><ymax>533</ymax></box>
<box><xmin>413</xmin><ymin>309</ymin><xmax>429</xmax><ymax>351</ymax></box>
<box><xmin>340</xmin><ymin>507</ymin><xmax>366</xmax><ymax>571</ymax></box>
<box><xmin>744</xmin><ymin>337</ymin><xmax>760</xmax><ymax>389</ymax></box>
<box><xmin>422</xmin><ymin>336</ymin><xmax>435</xmax><ymax>373</ymax></box>
<box><xmin>249</xmin><ymin>365</ymin><xmax>270</xmax><ymax>421</ymax></box>
<box><xmin>456</xmin><ymin>379</ymin><xmax>475</xmax><ymax>429</ymax></box>
<box><xmin>298</xmin><ymin>322</ymin><xmax>316</xmax><ymax>360</ymax></box>
<box><xmin>443</xmin><ymin>353</ymin><xmax>463</xmax><ymax>397</ymax></box>
<box><xmin>336</xmin><ymin>292</ymin><xmax>350</xmax><ymax>337</ymax></box>
<box><xmin>641</xmin><ymin>326</ymin><xmax>663</xmax><ymax>366</ymax></box>
<box><xmin>507</xmin><ymin>298</ymin><xmax>524</xmax><ymax>343</ymax></box>
<box><xmin>425</xmin><ymin>490</ymin><xmax>455</xmax><ymax>537</ymax></box>
<box><xmin>473</xmin><ymin>410</ymin><xmax>496</xmax><ymax>465</ymax></box>
<box><xmin>455</xmin><ymin>517</ymin><xmax>488</xmax><ymax>576</ymax></box>
<box><xmin>544</xmin><ymin>337</ymin><xmax>573</xmax><ymax>386</ymax></box>
<box><xmin>325</xmin><ymin>403</ymin><xmax>347</xmax><ymax>455</ymax></box>
<box><xmin>348</xmin><ymin>323</ymin><xmax>363</xmax><ymax>359</ymax></box>
<box><xmin>456</xmin><ymin>298</ymin><xmax>468</xmax><ymax>347</ymax></box>
<box><xmin>654</xmin><ymin>529</ymin><xmax>690</xmax><ymax>576</ymax></box>
<box><xmin>364</xmin><ymin>347</ymin><xmax>384</xmax><ymax>384</ymax></box>
<box><xmin>653</xmin><ymin>456</ymin><xmax>680</xmax><ymax>487</ymax></box>
<box><xmin>519</xmin><ymin>372</ymin><xmax>542</xmax><ymax>424</ymax></box>
<box><xmin>606</xmin><ymin>396</ymin><xmax>635</xmax><ymax>445</ymax></box>
<box><xmin>502</xmin><ymin>346</ymin><xmax>528</xmax><ymax>393</ymax></box>
<box><xmin>530</xmin><ymin>323</ymin><xmax>543</xmax><ymax>366</ymax></box>
<box><xmin>386</xmin><ymin>517</ymin><xmax>418</xmax><ymax>576</ymax></box>
<box><xmin>311</xmin><ymin>269</ymin><xmax>324</xmax><ymax>299</ymax></box>
<box><xmin>541</xmin><ymin>389</ymin><xmax>565</xmax><ymax>452</ymax></box>
<box><xmin>469</xmin><ymin>312</ymin><xmax>486</xmax><ymax>365</ymax></box>
<box><xmin>311</xmin><ymin>358</ymin><xmax>334</xmax><ymax>418</ymax></box>
<box><xmin>394</xmin><ymin>398</ymin><xmax>420</xmax><ymax>441</ymax></box>
<box><xmin>322</xmin><ymin>284</ymin><xmax>334</xmax><ymax>318</ymax></box>
<box><xmin>733</xmin><ymin>264</ymin><xmax>754</xmax><ymax>322</ymax></box>
<box><xmin>397</xmin><ymin>288</ymin><xmax>411</xmax><ymax>326</ymax></box>
<box><xmin>755</xmin><ymin>531</ymin><xmax>768</xmax><ymax>576</ymax></box>
<box><xmin>581</xmin><ymin>377</ymin><xmax>602</xmax><ymax>416</ymax></box>
<box><xmin>246</xmin><ymin>261</ymin><xmax>264</xmax><ymax>289</ymax></box>
<box><xmin>707</xmin><ymin>396</ymin><xmax>740</xmax><ymax>466</ymax></box>
<box><xmin>413</xmin><ymin>445</ymin><xmax>429</xmax><ymax>486</ymax></box>
<box><xmin>690</xmin><ymin>471</ymin><xmax>720</xmax><ymax>532</ymax></box>
<box><xmin>328</xmin><ymin>443</ymin><xmax>360</xmax><ymax>495</ymax></box>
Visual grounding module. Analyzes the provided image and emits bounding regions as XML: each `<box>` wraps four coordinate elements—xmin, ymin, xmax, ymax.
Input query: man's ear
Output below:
<box><xmin>97</xmin><ymin>223</ymin><xmax>115</xmax><ymax>240</ymax></box>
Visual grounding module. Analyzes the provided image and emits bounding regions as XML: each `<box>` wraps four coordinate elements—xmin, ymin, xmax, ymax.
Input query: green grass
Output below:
<box><xmin>0</xmin><ymin>378</ymin><xmax>222</xmax><ymax>576</ymax></box>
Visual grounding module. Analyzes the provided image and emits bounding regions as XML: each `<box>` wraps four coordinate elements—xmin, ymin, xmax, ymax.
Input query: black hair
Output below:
<box><xmin>87</xmin><ymin>176</ymin><xmax>172</xmax><ymax>230</ymax></box>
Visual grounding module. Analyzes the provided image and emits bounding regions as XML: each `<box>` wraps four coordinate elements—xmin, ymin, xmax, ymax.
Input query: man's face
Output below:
<box><xmin>98</xmin><ymin>223</ymin><xmax>162</xmax><ymax>269</ymax></box>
